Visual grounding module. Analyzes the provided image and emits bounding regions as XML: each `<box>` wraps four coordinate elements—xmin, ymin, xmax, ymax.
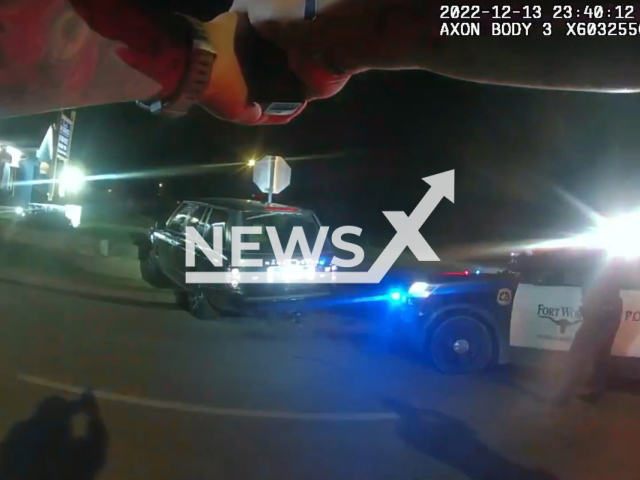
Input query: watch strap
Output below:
<box><xmin>137</xmin><ymin>14</ymin><xmax>216</xmax><ymax>118</ymax></box>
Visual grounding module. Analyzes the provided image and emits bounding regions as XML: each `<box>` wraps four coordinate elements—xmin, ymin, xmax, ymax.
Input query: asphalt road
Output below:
<box><xmin>0</xmin><ymin>282</ymin><xmax>639</xmax><ymax>480</ymax></box>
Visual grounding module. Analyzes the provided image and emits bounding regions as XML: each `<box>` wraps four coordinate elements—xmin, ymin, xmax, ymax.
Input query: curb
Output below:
<box><xmin>0</xmin><ymin>268</ymin><xmax>176</xmax><ymax>307</ymax></box>
<box><xmin>72</xmin><ymin>254</ymin><xmax>141</xmax><ymax>281</ymax></box>
<box><xmin>0</xmin><ymin>236</ymin><xmax>143</xmax><ymax>283</ymax></box>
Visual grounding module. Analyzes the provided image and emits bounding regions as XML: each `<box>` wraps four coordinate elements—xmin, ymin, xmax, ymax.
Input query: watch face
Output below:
<box><xmin>304</xmin><ymin>0</ymin><xmax>318</xmax><ymax>20</ymax></box>
<box><xmin>264</xmin><ymin>103</ymin><xmax>303</xmax><ymax>116</ymax></box>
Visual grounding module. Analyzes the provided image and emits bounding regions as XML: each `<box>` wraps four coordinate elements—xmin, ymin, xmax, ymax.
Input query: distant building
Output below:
<box><xmin>0</xmin><ymin>143</ymin><xmax>35</xmax><ymax>207</ymax></box>
<box><xmin>0</xmin><ymin>111</ymin><xmax>76</xmax><ymax>207</ymax></box>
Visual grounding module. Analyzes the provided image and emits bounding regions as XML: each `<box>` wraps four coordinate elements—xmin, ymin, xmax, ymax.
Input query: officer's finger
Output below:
<box><xmin>254</xmin><ymin>102</ymin><xmax>307</xmax><ymax>125</ymax></box>
<box><xmin>200</xmin><ymin>12</ymin><xmax>262</xmax><ymax>124</ymax></box>
<box><xmin>287</xmin><ymin>50</ymin><xmax>351</xmax><ymax>100</ymax></box>
<box><xmin>254</xmin><ymin>20</ymin><xmax>351</xmax><ymax>101</ymax></box>
<box><xmin>204</xmin><ymin>97</ymin><xmax>262</xmax><ymax>124</ymax></box>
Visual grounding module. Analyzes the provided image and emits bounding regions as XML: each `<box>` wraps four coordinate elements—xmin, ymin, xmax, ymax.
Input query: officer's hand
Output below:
<box><xmin>200</xmin><ymin>11</ymin><xmax>350</xmax><ymax>125</ymax></box>
<box><xmin>252</xmin><ymin>19</ymin><xmax>353</xmax><ymax>102</ymax></box>
<box><xmin>199</xmin><ymin>12</ymin><xmax>263</xmax><ymax>124</ymax></box>
<box><xmin>78</xmin><ymin>390</ymin><xmax>100</xmax><ymax>418</ymax></box>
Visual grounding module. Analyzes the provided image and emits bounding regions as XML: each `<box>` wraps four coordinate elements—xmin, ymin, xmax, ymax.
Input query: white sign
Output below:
<box><xmin>57</xmin><ymin>114</ymin><xmax>74</xmax><ymax>160</ymax></box>
<box><xmin>37</xmin><ymin>125</ymin><xmax>54</xmax><ymax>163</ymax></box>
<box><xmin>510</xmin><ymin>283</ymin><xmax>640</xmax><ymax>357</ymax></box>
<box><xmin>253</xmin><ymin>155</ymin><xmax>291</xmax><ymax>194</ymax></box>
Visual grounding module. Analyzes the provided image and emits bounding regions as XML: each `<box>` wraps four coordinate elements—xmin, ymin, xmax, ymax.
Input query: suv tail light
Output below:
<box><xmin>443</xmin><ymin>271</ymin><xmax>469</xmax><ymax>276</ymax></box>
<box><xmin>265</xmin><ymin>205</ymin><xmax>299</xmax><ymax>212</ymax></box>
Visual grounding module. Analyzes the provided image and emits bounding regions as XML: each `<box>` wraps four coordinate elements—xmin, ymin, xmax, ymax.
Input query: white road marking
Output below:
<box><xmin>18</xmin><ymin>374</ymin><xmax>398</xmax><ymax>422</ymax></box>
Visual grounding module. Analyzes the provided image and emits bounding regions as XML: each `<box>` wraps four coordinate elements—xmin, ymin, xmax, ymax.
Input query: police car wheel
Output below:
<box><xmin>429</xmin><ymin>316</ymin><xmax>493</xmax><ymax>375</ymax></box>
<box><xmin>187</xmin><ymin>287</ymin><xmax>220</xmax><ymax>321</ymax></box>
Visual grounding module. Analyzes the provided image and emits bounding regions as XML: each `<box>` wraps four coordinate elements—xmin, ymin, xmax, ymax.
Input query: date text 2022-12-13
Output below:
<box><xmin>438</xmin><ymin>5</ymin><xmax>640</xmax><ymax>36</ymax></box>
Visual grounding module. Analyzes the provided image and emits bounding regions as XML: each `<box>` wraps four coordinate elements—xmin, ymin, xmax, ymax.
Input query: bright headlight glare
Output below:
<box><xmin>59</xmin><ymin>165</ymin><xmax>86</xmax><ymax>193</ymax></box>
<box><xmin>596</xmin><ymin>213</ymin><xmax>640</xmax><ymax>258</ymax></box>
<box><xmin>528</xmin><ymin>211</ymin><xmax>640</xmax><ymax>258</ymax></box>
<box><xmin>409</xmin><ymin>282</ymin><xmax>432</xmax><ymax>298</ymax></box>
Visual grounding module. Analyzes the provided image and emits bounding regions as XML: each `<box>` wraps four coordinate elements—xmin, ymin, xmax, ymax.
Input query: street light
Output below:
<box><xmin>247</xmin><ymin>159</ymin><xmax>256</xmax><ymax>167</ymax></box>
<box><xmin>159</xmin><ymin>183</ymin><xmax>163</xmax><ymax>188</ymax></box>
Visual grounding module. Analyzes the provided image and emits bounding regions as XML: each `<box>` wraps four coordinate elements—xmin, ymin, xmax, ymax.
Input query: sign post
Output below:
<box><xmin>49</xmin><ymin>111</ymin><xmax>76</xmax><ymax>201</ymax></box>
<box><xmin>253</xmin><ymin>155</ymin><xmax>291</xmax><ymax>203</ymax></box>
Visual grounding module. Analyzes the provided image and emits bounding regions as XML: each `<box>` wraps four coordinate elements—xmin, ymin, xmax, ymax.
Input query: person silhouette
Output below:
<box><xmin>0</xmin><ymin>390</ymin><xmax>108</xmax><ymax>480</ymax></box>
<box><xmin>385</xmin><ymin>399</ymin><xmax>560</xmax><ymax>480</ymax></box>
<box><xmin>552</xmin><ymin>262</ymin><xmax>624</xmax><ymax>406</ymax></box>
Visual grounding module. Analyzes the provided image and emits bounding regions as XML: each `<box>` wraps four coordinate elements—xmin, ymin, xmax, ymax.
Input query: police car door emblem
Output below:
<box><xmin>537</xmin><ymin>305</ymin><xmax>583</xmax><ymax>334</ymax></box>
<box><xmin>539</xmin><ymin>315</ymin><xmax>582</xmax><ymax>334</ymax></box>
<box><xmin>497</xmin><ymin>288</ymin><xmax>512</xmax><ymax>306</ymax></box>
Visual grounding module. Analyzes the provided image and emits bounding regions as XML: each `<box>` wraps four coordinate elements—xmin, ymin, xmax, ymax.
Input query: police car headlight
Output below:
<box><xmin>408</xmin><ymin>282</ymin><xmax>433</xmax><ymax>298</ymax></box>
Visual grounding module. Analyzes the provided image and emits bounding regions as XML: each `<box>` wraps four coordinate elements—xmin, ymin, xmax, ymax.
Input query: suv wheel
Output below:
<box><xmin>174</xmin><ymin>290</ymin><xmax>189</xmax><ymax>310</ymax></box>
<box><xmin>187</xmin><ymin>287</ymin><xmax>220</xmax><ymax>321</ymax></box>
<box><xmin>428</xmin><ymin>314</ymin><xmax>493</xmax><ymax>375</ymax></box>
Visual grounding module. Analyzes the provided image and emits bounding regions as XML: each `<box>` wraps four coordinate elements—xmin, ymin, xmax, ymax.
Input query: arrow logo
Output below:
<box><xmin>186</xmin><ymin>170</ymin><xmax>454</xmax><ymax>284</ymax></box>
<box><xmin>362</xmin><ymin>170</ymin><xmax>454</xmax><ymax>283</ymax></box>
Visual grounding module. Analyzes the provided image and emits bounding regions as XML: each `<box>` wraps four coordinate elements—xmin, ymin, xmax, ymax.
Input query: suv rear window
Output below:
<box><xmin>240</xmin><ymin>211</ymin><xmax>321</xmax><ymax>254</ymax></box>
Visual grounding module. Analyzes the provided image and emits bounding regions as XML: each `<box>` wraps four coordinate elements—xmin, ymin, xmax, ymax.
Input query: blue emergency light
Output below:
<box><xmin>388</xmin><ymin>289</ymin><xmax>407</xmax><ymax>303</ymax></box>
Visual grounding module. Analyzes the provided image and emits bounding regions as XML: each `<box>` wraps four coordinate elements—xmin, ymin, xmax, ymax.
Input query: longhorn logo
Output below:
<box><xmin>539</xmin><ymin>316</ymin><xmax>582</xmax><ymax>334</ymax></box>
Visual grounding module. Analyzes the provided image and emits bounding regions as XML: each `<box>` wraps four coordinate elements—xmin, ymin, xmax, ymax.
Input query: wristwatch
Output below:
<box><xmin>136</xmin><ymin>14</ymin><xmax>216</xmax><ymax>118</ymax></box>
<box><xmin>137</xmin><ymin>12</ymin><xmax>305</xmax><ymax>119</ymax></box>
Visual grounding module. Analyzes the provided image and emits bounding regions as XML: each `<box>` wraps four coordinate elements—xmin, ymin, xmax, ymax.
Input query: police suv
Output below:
<box><xmin>388</xmin><ymin>248</ymin><xmax>640</xmax><ymax>375</ymax></box>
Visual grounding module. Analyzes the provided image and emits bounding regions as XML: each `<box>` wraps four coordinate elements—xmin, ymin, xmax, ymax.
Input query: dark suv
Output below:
<box><xmin>139</xmin><ymin>198</ymin><xmax>336</xmax><ymax>319</ymax></box>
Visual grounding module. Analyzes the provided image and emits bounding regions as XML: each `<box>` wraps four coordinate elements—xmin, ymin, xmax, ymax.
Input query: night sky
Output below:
<box><xmin>2</xmin><ymin>0</ymin><xmax>640</xmax><ymax>246</ymax></box>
